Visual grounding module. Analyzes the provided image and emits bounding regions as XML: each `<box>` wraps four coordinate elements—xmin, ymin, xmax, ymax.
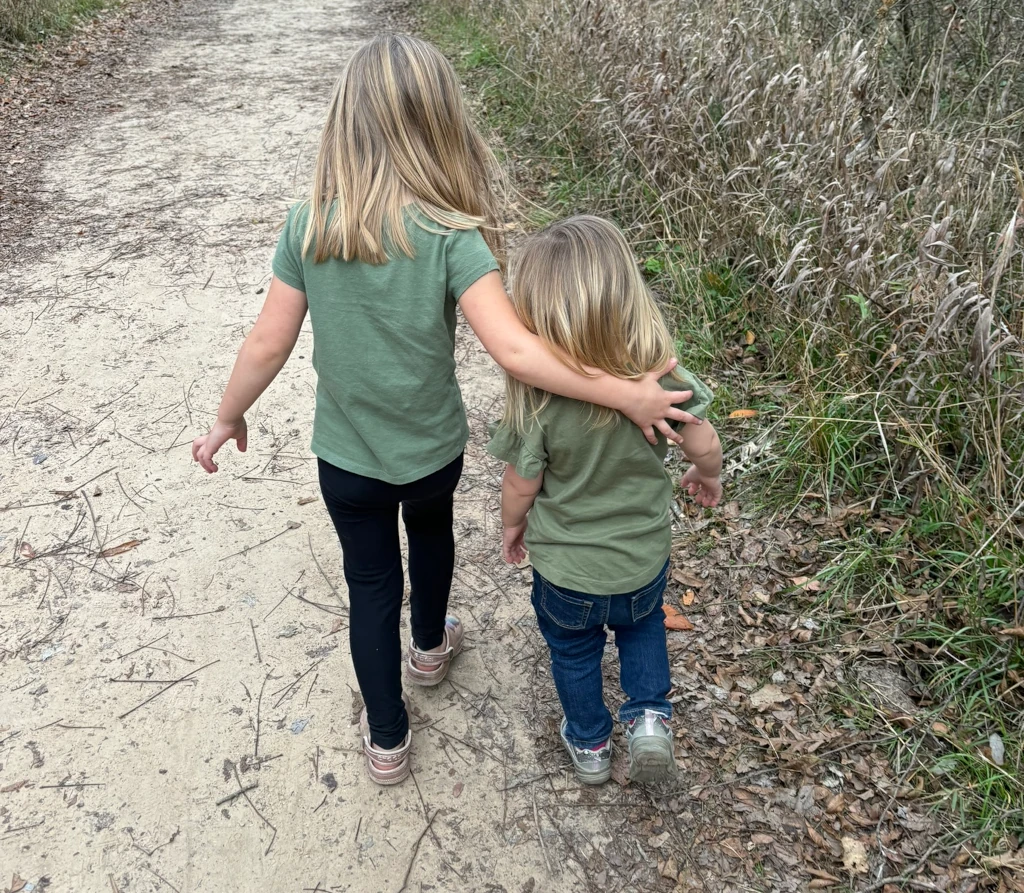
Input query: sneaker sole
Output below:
<box><xmin>628</xmin><ymin>738</ymin><xmax>677</xmax><ymax>785</ymax></box>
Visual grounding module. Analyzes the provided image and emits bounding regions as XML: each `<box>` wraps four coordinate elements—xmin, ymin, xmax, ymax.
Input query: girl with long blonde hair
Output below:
<box><xmin>488</xmin><ymin>216</ymin><xmax>723</xmax><ymax>785</ymax></box>
<box><xmin>192</xmin><ymin>36</ymin><xmax>701</xmax><ymax>786</ymax></box>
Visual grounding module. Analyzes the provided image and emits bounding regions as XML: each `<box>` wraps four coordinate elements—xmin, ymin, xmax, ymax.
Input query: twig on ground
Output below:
<box><xmin>216</xmin><ymin>782</ymin><xmax>259</xmax><ymax>806</ymax></box>
<box><xmin>233</xmin><ymin>764</ymin><xmax>277</xmax><ymax>856</ymax></box>
<box><xmin>532</xmin><ymin>786</ymin><xmax>554</xmax><ymax>875</ymax></box>
<box><xmin>250</xmin><ymin>619</ymin><xmax>262</xmax><ymax>664</ymax></box>
<box><xmin>398</xmin><ymin>810</ymin><xmax>438</xmax><ymax>893</ymax></box>
<box><xmin>118</xmin><ymin>660</ymin><xmax>219</xmax><ymax>720</ymax></box>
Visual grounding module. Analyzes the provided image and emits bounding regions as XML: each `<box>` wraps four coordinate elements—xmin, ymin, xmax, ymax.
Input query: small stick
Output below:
<box><xmin>532</xmin><ymin>786</ymin><xmax>554</xmax><ymax>875</ymax></box>
<box><xmin>354</xmin><ymin>815</ymin><xmax>362</xmax><ymax>843</ymax></box>
<box><xmin>272</xmin><ymin>659</ymin><xmax>322</xmax><ymax>708</ymax></box>
<box><xmin>398</xmin><ymin>810</ymin><xmax>438</xmax><ymax>893</ymax></box>
<box><xmin>312</xmin><ymin>794</ymin><xmax>328</xmax><ymax>813</ymax></box>
<box><xmin>118</xmin><ymin>660</ymin><xmax>219</xmax><ymax>719</ymax></box>
<box><xmin>255</xmin><ymin>673</ymin><xmax>269</xmax><ymax>758</ymax></box>
<box><xmin>109</xmin><ymin>874</ymin><xmax>120</xmax><ymax>893</ymax></box>
<box><xmin>115</xmin><ymin>472</ymin><xmax>145</xmax><ymax>513</ymax></box>
<box><xmin>152</xmin><ymin>606</ymin><xmax>225</xmax><ymax>621</ymax></box>
<box><xmin>232</xmin><ymin>764</ymin><xmax>277</xmax><ymax>856</ymax></box>
<box><xmin>40</xmin><ymin>781</ymin><xmax>105</xmax><ymax>788</ymax></box>
<box><xmin>220</xmin><ymin>524</ymin><xmax>298</xmax><ymax>562</ymax></box>
<box><xmin>250</xmin><ymin>619</ymin><xmax>262</xmax><ymax>664</ymax></box>
<box><xmin>305</xmin><ymin>672</ymin><xmax>318</xmax><ymax>708</ymax></box>
<box><xmin>143</xmin><ymin>865</ymin><xmax>181</xmax><ymax>893</ymax></box>
<box><xmin>215</xmin><ymin>782</ymin><xmax>258</xmax><ymax>806</ymax></box>
<box><xmin>307</xmin><ymin>532</ymin><xmax>341</xmax><ymax>602</ymax></box>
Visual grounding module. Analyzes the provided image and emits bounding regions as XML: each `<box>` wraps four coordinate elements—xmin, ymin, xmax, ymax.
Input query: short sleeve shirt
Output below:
<box><xmin>273</xmin><ymin>203</ymin><xmax>499</xmax><ymax>484</ymax></box>
<box><xmin>487</xmin><ymin>372</ymin><xmax>713</xmax><ymax>594</ymax></box>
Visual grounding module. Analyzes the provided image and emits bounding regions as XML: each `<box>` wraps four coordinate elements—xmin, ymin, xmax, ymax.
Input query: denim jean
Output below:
<box><xmin>318</xmin><ymin>454</ymin><xmax>463</xmax><ymax>749</ymax></box>
<box><xmin>531</xmin><ymin>561</ymin><xmax>672</xmax><ymax>749</ymax></box>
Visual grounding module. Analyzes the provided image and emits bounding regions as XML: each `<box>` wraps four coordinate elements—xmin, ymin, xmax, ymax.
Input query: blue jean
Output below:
<box><xmin>531</xmin><ymin>562</ymin><xmax>672</xmax><ymax>749</ymax></box>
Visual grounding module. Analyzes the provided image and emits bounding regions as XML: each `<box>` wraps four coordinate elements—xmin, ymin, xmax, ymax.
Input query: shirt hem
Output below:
<box><xmin>529</xmin><ymin>550</ymin><xmax>671</xmax><ymax>597</ymax></box>
<box><xmin>312</xmin><ymin>438</ymin><xmax>467</xmax><ymax>486</ymax></box>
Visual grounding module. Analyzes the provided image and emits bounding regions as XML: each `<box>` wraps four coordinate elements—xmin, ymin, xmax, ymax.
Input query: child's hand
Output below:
<box><xmin>192</xmin><ymin>417</ymin><xmax>248</xmax><ymax>473</ymax></box>
<box><xmin>502</xmin><ymin>522</ymin><xmax>528</xmax><ymax>564</ymax></box>
<box><xmin>681</xmin><ymin>465</ymin><xmax>722</xmax><ymax>507</ymax></box>
<box><xmin>626</xmin><ymin>359</ymin><xmax>704</xmax><ymax>446</ymax></box>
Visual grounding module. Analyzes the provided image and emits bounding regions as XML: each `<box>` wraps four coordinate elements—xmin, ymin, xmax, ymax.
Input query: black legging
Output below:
<box><xmin>318</xmin><ymin>454</ymin><xmax>463</xmax><ymax>748</ymax></box>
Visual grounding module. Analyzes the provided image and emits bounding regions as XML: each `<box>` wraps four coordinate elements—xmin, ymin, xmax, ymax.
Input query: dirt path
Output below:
<box><xmin>3</xmin><ymin>2</ymin><xmax>966</xmax><ymax>892</ymax></box>
<box><xmin>0</xmin><ymin>1</ymin><xmax>585</xmax><ymax>889</ymax></box>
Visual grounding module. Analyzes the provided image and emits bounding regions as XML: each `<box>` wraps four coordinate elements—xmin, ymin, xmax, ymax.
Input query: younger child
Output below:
<box><xmin>488</xmin><ymin>216</ymin><xmax>723</xmax><ymax>784</ymax></box>
<box><xmin>192</xmin><ymin>38</ymin><xmax>703</xmax><ymax>786</ymax></box>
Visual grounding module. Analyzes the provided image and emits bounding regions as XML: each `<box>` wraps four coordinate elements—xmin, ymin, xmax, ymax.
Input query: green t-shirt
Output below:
<box><xmin>487</xmin><ymin>372</ymin><xmax>713</xmax><ymax>595</ymax></box>
<box><xmin>272</xmin><ymin>203</ymin><xmax>499</xmax><ymax>484</ymax></box>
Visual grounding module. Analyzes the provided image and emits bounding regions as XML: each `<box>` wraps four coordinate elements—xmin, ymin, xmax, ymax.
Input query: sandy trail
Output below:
<box><xmin>0</xmin><ymin>2</ymin><xmax>582</xmax><ymax>889</ymax></box>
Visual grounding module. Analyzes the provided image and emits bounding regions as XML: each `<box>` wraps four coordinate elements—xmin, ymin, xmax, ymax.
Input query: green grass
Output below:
<box><xmin>1</xmin><ymin>0</ymin><xmax>114</xmax><ymax>46</ymax></box>
<box><xmin>421</xmin><ymin>0</ymin><xmax>1024</xmax><ymax>854</ymax></box>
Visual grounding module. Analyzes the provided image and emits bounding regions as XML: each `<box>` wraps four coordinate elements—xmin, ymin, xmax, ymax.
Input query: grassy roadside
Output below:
<box><xmin>1</xmin><ymin>0</ymin><xmax>119</xmax><ymax>67</ymax></box>
<box><xmin>420</xmin><ymin>0</ymin><xmax>1023</xmax><ymax>856</ymax></box>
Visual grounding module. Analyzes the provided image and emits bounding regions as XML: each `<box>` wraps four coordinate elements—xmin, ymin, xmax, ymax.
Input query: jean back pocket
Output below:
<box><xmin>630</xmin><ymin>574</ymin><xmax>666</xmax><ymax>623</ymax></box>
<box><xmin>537</xmin><ymin>580</ymin><xmax>594</xmax><ymax>630</ymax></box>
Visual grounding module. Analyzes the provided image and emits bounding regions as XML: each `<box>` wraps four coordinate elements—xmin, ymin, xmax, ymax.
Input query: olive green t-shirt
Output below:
<box><xmin>272</xmin><ymin>203</ymin><xmax>499</xmax><ymax>484</ymax></box>
<box><xmin>487</xmin><ymin>372</ymin><xmax>713</xmax><ymax>595</ymax></box>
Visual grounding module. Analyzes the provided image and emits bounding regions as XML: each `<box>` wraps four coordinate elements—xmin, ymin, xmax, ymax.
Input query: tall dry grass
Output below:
<box><xmin>438</xmin><ymin>0</ymin><xmax>1023</xmax><ymax>525</ymax></box>
<box><xmin>1</xmin><ymin>0</ymin><xmax>109</xmax><ymax>44</ymax></box>
<box><xmin>427</xmin><ymin>0</ymin><xmax>1024</xmax><ymax>839</ymax></box>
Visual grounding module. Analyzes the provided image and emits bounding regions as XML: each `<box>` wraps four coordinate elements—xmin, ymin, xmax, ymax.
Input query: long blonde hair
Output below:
<box><xmin>303</xmin><ymin>34</ymin><xmax>503</xmax><ymax>265</ymax></box>
<box><xmin>504</xmin><ymin>215</ymin><xmax>678</xmax><ymax>433</ymax></box>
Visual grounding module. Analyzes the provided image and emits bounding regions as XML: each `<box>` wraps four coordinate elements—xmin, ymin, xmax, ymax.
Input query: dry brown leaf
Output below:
<box><xmin>682</xmin><ymin>589</ymin><xmax>696</xmax><ymax>606</ymax></box>
<box><xmin>744</xmin><ymin>330</ymin><xmax>756</xmax><ymax>345</ymax></box>
<box><xmin>0</xmin><ymin>780</ymin><xmax>30</xmax><ymax>793</ymax></box>
<box><xmin>97</xmin><ymin>539</ymin><xmax>143</xmax><ymax>558</ymax></box>
<box><xmin>9</xmin><ymin>875</ymin><xmax>27</xmax><ymax>893</ymax></box>
<box><xmin>297</xmin><ymin>495</ymin><xmax>318</xmax><ymax>505</ymax></box>
<box><xmin>748</xmin><ymin>684</ymin><xmax>789</xmax><ymax>710</ymax></box>
<box><xmin>671</xmin><ymin>568</ymin><xmax>704</xmax><ymax>588</ymax></box>
<box><xmin>662</xmin><ymin>605</ymin><xmax>694</xmax><ymax>631</ymax></box>
<box><xmin>19</xmin><ymin>542</ymin><xmax>36</xmax><ymax>559</ymax></box>
<box><xmin>981</xmin><ymin>849</ymin><xmax>1024</xmax><ymax>870</ymax></box>
<box><xmin>452</xmin><ymin>782</ymin><xmax>464</xmax><ymax>798</ymax></box>
<box><xmin>658</xmin><ymin>856</ymin><xmax>679</xmax><ymax>881</ymax></box>
<box><xmin>841</xmin><ymin>837</ymin><xmax>869</xmax><ymax>875</ymax></box>
<box><xmin>728</xmin><ymin>409</ymin><xmax>758</xmax><ymax>419</ymax></box>
<box><xmin>791</xmin><ymin>575</ymin><xmax>823</xmax><ymax>592</ymax></box>
<box><xmin>720</xmin><ymin>838</ymin><xmax>744</xmax><ymax>859</ymax></box>
<box><xmin>808</xmin><ymin>881</ymin><xmax>834</xmax><ymax>890</ymax></box>
<box><xmin>327</xmin><ymin>617</ymin><xmax>345</xmax><ymax>636</ymax></box>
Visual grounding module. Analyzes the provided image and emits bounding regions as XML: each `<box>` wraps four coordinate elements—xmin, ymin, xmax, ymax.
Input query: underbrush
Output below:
<box><xmin>422</xmin><ymin>0</ymin><xmax>1023</xmax><ymax>851</ymax></box>
<box><xmin>0</xmin><ymin>0</ymin><xmax>112</xmax><ymax>46</ymax></box>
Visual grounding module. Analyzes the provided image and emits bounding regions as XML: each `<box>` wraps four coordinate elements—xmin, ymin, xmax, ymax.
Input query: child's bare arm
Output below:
<box><xmin>501</xmin><ymin>464</ymin><xmax>543</xmax><ymax>564</ymax></box>
<box><xmin>192</xmin><ymin>277</ymin><xmax>308</xmax><ymax>472</ymax></box>
<box><xmin>679</xmin><ymin>420</ymin><xmax>723</xmax><ymax>507</ymax></box>
<box><xmin>460</xmin><ymin>272</ymin><xmax>703</xmax><ymax>446</ymax></box>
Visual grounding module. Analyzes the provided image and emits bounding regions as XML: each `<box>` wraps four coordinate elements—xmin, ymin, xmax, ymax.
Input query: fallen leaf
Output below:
<box><xmin>748</xmin><ymin>684</ymin><xmax>790</xmax><ymax>710</ymax></box>
<box><xmin>9</xmin><ymin>875</ymin><xmax>27</xmax><ymax>893</ymax></box>
<box><xmin>750</xmin><ymin>833</ymin><xmax>775</xmax><ymax>846</ymax></box>
<box><xmin>97</xmin><ymin>539</ymin><xmax>143</xmax><ymax>558</ymax></box>
<box><xmin>19</xmin><ymin>542</ymin><xmax>37</xmax><ymax>559</ymax></box>
<box><xmin>326</xmin><ymin>617</ymin><xmax>345</xmax><ymax>636</ymax></box>
<box><xmin>682</xmin><ymin>589</ymin><xmax>696</xmax><ymax>606</ymax></box>
<box><xmin>297</xmin><ymin>496</ymin><xmax>318</xmax><ymax>505</ymax></box>
<box><xmin>841</xmin><ymin>837</ymin><xmax>869</xmax><ymax>875</ymax></box>
<box><xmin>662</xmin><ymin>605</ymin><xmax>694</xmax><ymax>631</ymax></box>
<box><xmin>989</xmin><ymin>732</ymin><xmax>1005</xmax><ymax>766</ymax></box>
<box><xmin>0</xmin><ymin>780</ymin><xmax>30</xmax><ymax>793</ymax></box>
<box><xmin>791</xmin><ymin>576</ymin><xmax>823</xmax><ymax>592</ymax></box>
<box><xmin>745</xmin><ymin>330</ymin><xmax>756</xmax><ymax>345</ymax></box>
<box><xmin>981</xmin><ymin>849</ymin><xmax>1024</xmax><ymax>870</ymax></box>
<box><xmin>658</xmin><ymin>856</ymin><xmax>679</xmax><ymax>880</ymax></box>
<box><xmin>720</xmin><ymin>837</ymin><xmax>744</xmax><ymax>859</ymax></box>
<box><xmin>728</xmin><ymin>409</ymin><xmax>758</xmax><ymax>419</ymax></box>
<box><xmin>452</xmin><ymin>782</ymin><xmax>463</xmax><ymax>798</ymax></box>
<box><xmin>671</xmin><ymin>568</ymin><xmax>703</xmax><ymax>588</ymax></box>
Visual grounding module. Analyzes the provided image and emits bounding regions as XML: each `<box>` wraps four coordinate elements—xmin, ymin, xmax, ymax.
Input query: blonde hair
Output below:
<box><xmin>303</xmin><ymin>34</ymin><xmax>503</xmax><ymax>265</ymax></box>
<box><xmin>504</xmin><ymin>215</ymin><xmax>679</xmax><ymax>433</ymax></box>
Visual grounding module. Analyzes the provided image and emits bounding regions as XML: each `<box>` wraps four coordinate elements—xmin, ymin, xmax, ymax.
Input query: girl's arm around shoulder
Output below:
<box><xmin>192</xmin><ymin>277</ymin><xmax>308</xmax><ymax>472</ymax></box>
<box><xmin>459</xmin><ymin>272</ymin><xmax>702</xmax><ymax>446</ymax></box>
